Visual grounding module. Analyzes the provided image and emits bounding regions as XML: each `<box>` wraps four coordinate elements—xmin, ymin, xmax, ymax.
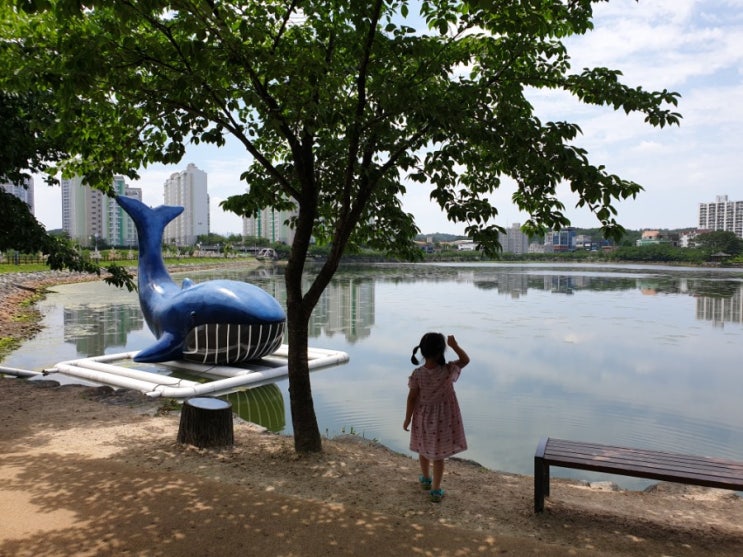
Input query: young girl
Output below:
<box><xmin>403</xmin><ymin>332</ymin><xmax>470</xmax><ymax>502</ymax></box>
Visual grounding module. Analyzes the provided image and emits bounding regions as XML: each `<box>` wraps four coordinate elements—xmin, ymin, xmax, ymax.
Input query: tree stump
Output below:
<box><xmin>177</xmin><ymin>397</ymin><xmax>234</xmax><ymax>448</ymax></box>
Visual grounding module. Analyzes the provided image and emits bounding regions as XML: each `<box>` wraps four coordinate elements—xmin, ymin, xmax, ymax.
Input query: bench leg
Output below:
<box><xmin>534</xmin><ymin>457</ymin><xmax>550</xmax><ymax>513</ymax></box>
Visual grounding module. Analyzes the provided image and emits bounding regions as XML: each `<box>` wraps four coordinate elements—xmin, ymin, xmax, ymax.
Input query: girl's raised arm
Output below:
<box><xmin>447</xmin><ymin>335</ymin><xmax>470</xmax><ymax>369</ymax></box>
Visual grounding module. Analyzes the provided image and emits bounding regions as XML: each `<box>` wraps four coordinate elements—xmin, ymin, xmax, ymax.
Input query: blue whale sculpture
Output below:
<box><xmin>116</xmin><ymin>195</ymin><xmax>286</xmax><ymax>364</ymax></box>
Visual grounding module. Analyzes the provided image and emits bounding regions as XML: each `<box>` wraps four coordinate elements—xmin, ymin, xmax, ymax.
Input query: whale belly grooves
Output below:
<box><xmin>183</xmin><ymin>321</ymin><xmax>286</xmax><ymax>364</ymax></box>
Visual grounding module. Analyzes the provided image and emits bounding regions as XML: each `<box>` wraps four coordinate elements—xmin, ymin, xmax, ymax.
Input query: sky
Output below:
<box><xmin>31</xmin><ymin>0</ymin><xmax>743</xmax><ymax>237</ymax></box>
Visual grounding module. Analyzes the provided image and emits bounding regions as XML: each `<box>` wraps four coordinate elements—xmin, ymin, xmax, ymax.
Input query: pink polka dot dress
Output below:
<box><xmin>408</xmin><ymin>362</ymin><xmax>467</xmax><ymax>460</ymax></box>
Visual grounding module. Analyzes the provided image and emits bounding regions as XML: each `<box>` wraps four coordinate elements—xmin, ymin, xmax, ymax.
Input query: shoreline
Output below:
<box><xmin>0</xmin><ymin>262</ymin><xmax>260</xmax><ymax>362</ymax></box>
<box><xmin>2</xmin><ymin>267</ymin><xmax>743</xmax><ymax>555</ymax></box>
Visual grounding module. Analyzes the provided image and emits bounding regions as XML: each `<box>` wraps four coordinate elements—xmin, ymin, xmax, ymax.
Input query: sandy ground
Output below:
<box><xmin>1</xmin><ymin>378</ymin><xmax>743</xmax><ymax>557</ymax></box>
<box><xmin>2</xmin><ymin>272</ymin><xmax>743</xmax><ymax>555</ymax></box>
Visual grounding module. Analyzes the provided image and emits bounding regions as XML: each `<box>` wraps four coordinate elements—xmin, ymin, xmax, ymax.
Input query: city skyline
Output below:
<box><xmin>27</xmin><ymin>1</ymin><xmax>743</xmax><ymax>237</ymax></box>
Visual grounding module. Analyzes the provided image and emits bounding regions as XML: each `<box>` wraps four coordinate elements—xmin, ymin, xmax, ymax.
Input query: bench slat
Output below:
<box><xmin>543</xmin><ymin>454</ymin><xmax>743</xmax><ymax>488</ymax></box>
<box><xmin>545</xmin><ymin>447</ymin><xmax>743</xmax><ymax>476</ymax></box>
<box><xmin>534</xmin><ymin>437</ymin><xmax>743</xmax><ymax>513</ymax></box>
<box><xmin>544</xmin><ymin>439</ymin><xmax>743</xmax><ymax>477</ymax></box>
<box><xmin>546</xmin><ymin>438</ymin><xmax>743</xmax><ymax>465</ymax></box>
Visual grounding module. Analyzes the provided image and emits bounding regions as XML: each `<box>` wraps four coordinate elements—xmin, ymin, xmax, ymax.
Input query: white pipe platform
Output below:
<box><xmin>28</xmin><ymin>344</ymin><xmax>349</xmax><ymax>399</ymax></box>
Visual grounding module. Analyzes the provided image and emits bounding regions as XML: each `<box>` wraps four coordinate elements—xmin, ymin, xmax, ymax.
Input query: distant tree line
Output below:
<box><xmin>415</xmin><ymin>229</ymin><xmax>743</xmax><ymax>265</ymax></box>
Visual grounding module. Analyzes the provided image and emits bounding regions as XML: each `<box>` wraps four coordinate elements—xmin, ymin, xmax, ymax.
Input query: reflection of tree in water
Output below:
<box><xmin>225</xmin><ymin>384</ymin><xmax>285</xmax><ymax>432</ymax></box>
<box><xmin>470</xmin><ymin>273</ymin><xmax>638</xmax><ymax>295</ymax></box>
<box><xmin>64</xmin><ymin>304</ymin><xmax>143</xmax><ymax>357</ymax></box>
<box><xmin>687</xmin><ymin>280</ymin><xmax>741</xmax><ymax>299</ymax></box>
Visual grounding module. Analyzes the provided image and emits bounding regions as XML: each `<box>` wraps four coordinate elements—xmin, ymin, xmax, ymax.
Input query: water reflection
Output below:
<box><xmin>63</xmin><ymin>305</ymin><xmax>144</xmax><ymax>357</ymax></box>
<box><xmin>188</xmin><ymin>266</ymin><xmax>376</xmax><ymax>342</ymax></box>
<box><xmin>198</xmin><ymin>263</ymin><xmax>743</xmax><ymax>334</ymax></box>
<box><xmin>226</xmin><ymin>385</ymin><xmax>285</xmax><ymax>432</ymax></box>
<box><xmin>696</xmin><ymin>290</ymin><xmax>743</xmax><ymax>326</ymax></box>
<box><xmin>7</xmin><ymin>262</ymin><xmax>743</xmax><ymax>489</ymax></box>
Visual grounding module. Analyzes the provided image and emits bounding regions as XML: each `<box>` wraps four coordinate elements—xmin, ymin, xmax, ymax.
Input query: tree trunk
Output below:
<box><xmin>286</xmin><ymin>304</ymin><xmax>322</xmax><ymax>453</ymax></box>
<box><xmin>177</xmin><ymin>397</ymin><xmax>234</xmax><ymax>448</ymax></box>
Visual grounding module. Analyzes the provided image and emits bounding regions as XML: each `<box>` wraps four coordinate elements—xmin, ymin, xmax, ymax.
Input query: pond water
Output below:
<box><xmin>5</xmin><ymin>262</ymin><xmax>743</xmax><ymax>489</ymax></box>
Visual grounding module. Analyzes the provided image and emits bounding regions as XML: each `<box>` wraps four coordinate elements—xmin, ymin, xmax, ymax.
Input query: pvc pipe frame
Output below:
<box><xmin>0</xmin><ymin>365</ymin><xmax>43</xmax><ymax>378</ymax></box>
<box><xmin>30</xmin><ymin>344</ymin><xmax>349</xmax><ymax>399</ymax></box>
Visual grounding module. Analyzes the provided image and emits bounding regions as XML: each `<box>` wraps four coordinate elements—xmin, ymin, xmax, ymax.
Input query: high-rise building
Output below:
<box><xmin>1</xmin><ymin>177</ymin><xmax>35</xmax><ymax>214</ymax></box>
<box><xmin>108</xmin><ymin>176</ymin><xmax>142</xmax><ymax>248</ymax></box>
<box><xmin>545</xmin><ymin>227</ymin><xmax>576</xmax><ymax>252</ymax></box>
<box><xmin>502</xmin><ymin>223</ymin><xmax>530</xmax><ymax>254</ymax></box>
<box><xmin>62</xmin><ymin>176</ymin><xmax>104</xmax><ymax>247</ymax></box>
<box><xmin>62</xmin><ymin>176</ymin><xmax>141</xmax><ymax>247</ymax></box>
<box><xmin>242</xmin><ymin>204</ymin><xmax>297</xmax><ymax>244</ymax></box>
<box><xmin>698</xmin><ymin>195</ymin><xmax>743</xmax><ymax>238</ymax></box>
<box><xmin>163</xmin><ymin>163</ymin><xmax>209</xmax><ymax>246</ymax></box>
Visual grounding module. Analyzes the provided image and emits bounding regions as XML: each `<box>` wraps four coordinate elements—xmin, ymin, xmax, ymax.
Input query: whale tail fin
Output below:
<box><xmin>116</xmin><ymin>195</ymin><xmax>184</xmax><ymax>235</ymax></box>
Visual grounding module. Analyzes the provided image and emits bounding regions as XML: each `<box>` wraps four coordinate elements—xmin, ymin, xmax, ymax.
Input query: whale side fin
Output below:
<box><xmin>132</xmin><ymin>332</ymin><xmax>185</xmax><ymax>363</ymax></box>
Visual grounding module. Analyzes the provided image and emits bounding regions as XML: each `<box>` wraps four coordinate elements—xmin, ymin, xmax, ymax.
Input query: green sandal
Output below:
<box><xmin>430</xmin><ymin>489</ymin><xmax>445</xmax><ymax>502</ymax></box>
<box><xmin>419</xmin><ymin>475</ymin><xmax>432</xmax><ymax>490</ymax></box>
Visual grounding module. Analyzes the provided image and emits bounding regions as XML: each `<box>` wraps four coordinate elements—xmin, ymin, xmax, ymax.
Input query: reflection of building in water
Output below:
<box><xmin>546</xmin><ymin>275</ymin><xmax>573</xmax><ymax>294</ymax></box>
<box><xmin>472</xmin><ymin>272</ymin><xmax>530</xmax><ymax>297</ymax></box>
<box><xmin>309</xmin><ymin>279</ymin><xmax>374</xmax><ymax>341</ymax></box>
<box><xmin>696</xmin><ymin>287</ymin><xmax>743</xmax><ymax>327</ymax></box>
<box><xmin>241</xmin><ymin>271</ymin><xmax>375</xmax><ymax>342</ymax></box>
<box><xmin>64</xmin><ymin>305</ymin><xmax>144</xmax><ymax>357</ymax></box>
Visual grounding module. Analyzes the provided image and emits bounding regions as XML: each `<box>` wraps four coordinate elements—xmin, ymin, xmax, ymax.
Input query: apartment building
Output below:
<box><xmin>699</xmin><ymin>195</ymin><xmax>743</xmax><ymax>238</ymax></box>
<box><xmin>163</xmin><ymin>163</ymin><xmax>209</xmax><ymax>246</ymax></box>
<box><xmin>1</xmin><ymin>177</ymin><xmax>35</xmax><ymax>213</ymax></box>
<box><xmin>62</xmin><ymin>176</ymin><xmax>142</xmax><ymax>247</ymax></box>
<box><xmin>242</xmin><ymin>204</ymin><xmax>297</xmax><ymax>244</ymax></box>
<box><xmin>502</xmin><ymin>223</ymin><xmax>530</xmax><ymax>254</ymax></box>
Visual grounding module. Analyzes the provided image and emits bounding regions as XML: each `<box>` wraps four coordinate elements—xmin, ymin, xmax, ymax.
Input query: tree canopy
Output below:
<box><xmin>695</xmin><ymin>231</ymin><xmax>743</xmax><ymax>256</ymax></box>
<box><xmin>0</xmin><ymin>90</ymin><xmax>68</xmax><ymax>186</ymax></box>
<box><xmin>0</xmin><ymin>188</ymin><xmax>53</xmax><ymax>254</ymax></box>
<box><xmin>1</xmin><ymin>0</ymin><xmax>681</xmax><ymax>452</ymax></box>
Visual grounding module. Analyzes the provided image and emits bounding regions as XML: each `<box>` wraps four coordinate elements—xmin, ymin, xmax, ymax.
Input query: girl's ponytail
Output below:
<box><xmin>411</xmin><ymin>346</ymin><xmax>421</xmax><ymax>365</ymax></box>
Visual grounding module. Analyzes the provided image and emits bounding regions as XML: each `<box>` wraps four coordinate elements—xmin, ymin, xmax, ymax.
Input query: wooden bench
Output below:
<box><xmin>534</xmin><ymin>437</ymin><xmax>743</xmax><ymax>513</ymax></box>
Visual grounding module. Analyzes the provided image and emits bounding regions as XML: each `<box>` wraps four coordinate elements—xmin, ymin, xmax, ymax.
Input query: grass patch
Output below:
<box><xmin>157</xmin><ymin>398</ymin><xmax>182</xmax><ymax>415</ymax></box>
<box><xmin>0</xmin><ymin>337</ymin><xmax>21</xmax><ymax>361</ymax></box>
<box><xmin>18</xmin><ymin>292</ymin><xmax>45</xmax><ymax>310</ymax></box>
<box><xmin>0</xmin><ymin>263</ymin><xmax>49</xmax><ymax>274</ymax></box>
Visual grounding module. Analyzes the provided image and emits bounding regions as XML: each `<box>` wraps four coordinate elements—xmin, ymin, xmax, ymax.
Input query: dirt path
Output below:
<box><xmin>1</xmin><ymin>378</ymin><xmax>742</xmax><ymax>556</ymax></box>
